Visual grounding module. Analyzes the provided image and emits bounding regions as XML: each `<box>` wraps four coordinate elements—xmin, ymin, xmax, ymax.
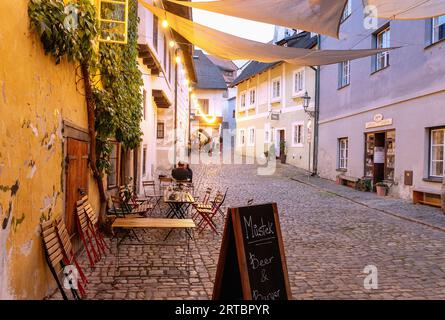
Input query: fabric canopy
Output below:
<box><xmin>366</xmin><ymin>0</ymin><xmax>445</xmax><ymax>19</ymax></box>
<box><xmin>139</xmin><ymin>1</ymin><xmax>393</xmax><ymax>66</ymax></box>
<box><xmin>166</xmin><ymin>0</ymin><xmax>348</xmax><ymax>39</ymax></box>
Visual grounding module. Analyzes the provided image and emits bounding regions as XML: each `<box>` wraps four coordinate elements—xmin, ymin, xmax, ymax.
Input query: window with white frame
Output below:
<box><xmin>292</xmin><ymin>122</ymin><xmax>304</xmax><ymax>147</ymax></box>
<box><xmin>248</xmin><ymin>127</ymin><xmax>255</xmax><ymax>146</ymax></box>
<box><xmin>374</xmin><ymin>26</ymin><xmax>390</xmax><ymax>71</ymax></box>
<box><xmin>240</xmin><ymin>92</ymin><xmax>246</xmax><ymax>110</ymax></box>
<box><xmin>249</xmin><ymin>88</ymin><xmax>256</xmax><ymax>107</ymax></box>
<box><xmin>338</xmin><ymin>138</ymin><xmax>349</xmax><ymax>170</ymax></box>
<box><xmin>341</xmin><ymin>0</ymin><xmax>352</xmax><ymax>22</ymax></box>
<box><xmin>271</xmin><ymin>77</ymin><xmax>281</xmax><ymax>100</ymax></box>
<box><xmin>238</xmin><ymin>129</ymin><xmax>245</xmax><ymax>146</ymax></box>
<box><xmin>430</xmin><ymin>128</ymin><xmax>444</xmax><ymax>177</ymax></box>
<box><xmin>339</xmin><ymin>60</ymin><xmax>350</xmax><ymax>88</ymax></box>
<box><xmin>293</xmin><ymin>70</ymin><xmax>304</xmax><ymax>96</ymax></box>
<box><xmin>432</xmin><ymin>15</ymin><xmax>445</xmax><ymax>44</ymax></box>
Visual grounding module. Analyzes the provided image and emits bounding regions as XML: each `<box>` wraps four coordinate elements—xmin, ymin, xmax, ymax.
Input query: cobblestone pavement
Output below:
<box><xmin>56</xmin><ymin>163</ymin><xmax>445</xmax><ymax>300</ymax></box>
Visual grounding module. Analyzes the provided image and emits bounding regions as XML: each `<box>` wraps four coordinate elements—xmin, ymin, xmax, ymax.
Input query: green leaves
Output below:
<box><xmin>29</xmin><ymin>0</ymin><xmax>143</xmax><ymax>177</ymax></box>
<box><xmin>94</xmin><ymin>0</ymin><xmax>143</xmax><ymax>170</ymax></box>
<box><xmin>28</xmin><ymin>0</ymin><xmax>98</xmax><ymax>64</ymax></box>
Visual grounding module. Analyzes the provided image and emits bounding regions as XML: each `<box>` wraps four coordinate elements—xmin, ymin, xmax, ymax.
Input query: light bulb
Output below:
<box><xmin>169</xmin><ymin>40</ymin><xmax>176</xmax><ymax>48</ymax></box>
<box><xmin>175</xmin><ymin>56</ymin><xmax>182</xmax><ymax>64</ymax></box>
<box><xmin>162</xmin><ymin>19</ymin><xmax>169</xmax><ymax>28</ymax></box>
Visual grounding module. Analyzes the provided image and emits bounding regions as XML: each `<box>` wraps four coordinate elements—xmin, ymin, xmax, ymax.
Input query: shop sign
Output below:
<box><xmin>366</xmin><ymin>114</ymin><xmax>393</xmax><ymax>129</ymax></box>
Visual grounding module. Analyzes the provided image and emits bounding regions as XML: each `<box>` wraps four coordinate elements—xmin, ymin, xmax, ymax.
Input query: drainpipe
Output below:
<box><xmin>310</xmin><ymin>34</ymin><xmax>321</xmax><ymax>176</ymax></box>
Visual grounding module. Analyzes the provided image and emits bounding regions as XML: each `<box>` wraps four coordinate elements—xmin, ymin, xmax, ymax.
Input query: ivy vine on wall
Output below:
<box><xmin>28</xmin><ymin>0</ymin><xmax>143</xmax><ymax>221</ymax></box>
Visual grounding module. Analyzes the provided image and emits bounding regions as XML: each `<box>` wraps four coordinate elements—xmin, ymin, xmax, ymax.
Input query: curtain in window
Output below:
<box><xmin>166</xmin><ymin>0</ymin><xmax>348</xmax><ymax>39</ymax></box>
<box><xmin>139</xmin><ymin>1</ymin><xmax>392</xmax><ymax>66</ymax></box>
<box><xmin>365</xmin><ymin>0</ymin><xmax>445</xmax><ymax>19</ymax></box>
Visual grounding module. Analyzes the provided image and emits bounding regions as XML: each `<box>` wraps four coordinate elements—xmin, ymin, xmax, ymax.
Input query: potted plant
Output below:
<box><xmin>279</xmin><ymin>141</ymin><xmax>287</xmax><ymax>164</ymax></box>
<box><xmin>375</xmin><ymin>182</ymin><xmax>389</xmax><ymax>196</ymax></box>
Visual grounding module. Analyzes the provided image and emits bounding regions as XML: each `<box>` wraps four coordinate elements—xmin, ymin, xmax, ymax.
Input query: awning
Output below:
<box><xmin>365</xmin><ymin>0</ymin><xmax>445</xmax><ymax>19</ymax></box>
<box><xmin>166</xmin><ymin>0</ymin><xmax>348</xmax><ymax>39</ymax></box>
<box><xmin>139</xmin><ymin>1</ymin><xmax>394</xmax><ymax>66</ymax></box>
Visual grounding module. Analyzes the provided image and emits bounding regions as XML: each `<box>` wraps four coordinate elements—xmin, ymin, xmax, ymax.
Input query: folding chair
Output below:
<box><xmin>142</xmin><ymin>180</ymin><xmax>163</xmax><ymax>215</ymax></box>
<box><xmin>118</xmin><ymin>185</ymin><xmax>154</xmax><ymax>216</ymax></box>
<box><xmin>41</xmin><ymin>220</ymin><xmax>82</xmax><ymax>300</ymax></box>
<box><xmin>159</xmin><ymin>176</ymin><xmax>173</xmax><ymax>193</ymax></box>
<box><xmin>76</xmin><ymin>199</ymin><xmax>100</xmax><ymax>268</ymax></box>
<box><xmin>192</xmin><ymin>187</ymin><xmax>212</xmax><ymax>219</ymax></box>
<box><xmin>79</xmin><ymin>195</ymin><xmax>110</xmax><ymax>254</ymax></box>
<box><xmin>54</xmin><ymin>215</ymin><xmax>88</xmax><ymax>297</ymax></box>
<box><xmin>195</xmin><ymin>188</ymin><xmax>228</xmax><ymax>234</ymax></box>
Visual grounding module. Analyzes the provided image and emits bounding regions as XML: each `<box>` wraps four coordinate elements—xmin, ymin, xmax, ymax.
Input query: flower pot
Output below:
<box><xmin>376</xmin><ymin>185</ymin><xmax>388</xmax><ymax>196</ymax></box>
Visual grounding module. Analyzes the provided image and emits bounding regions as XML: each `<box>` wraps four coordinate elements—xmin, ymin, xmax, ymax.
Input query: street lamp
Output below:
<box><xmin>302</xmin><ymin>91</ymin><xmax>315</xmax><ymax>118</ymax></box>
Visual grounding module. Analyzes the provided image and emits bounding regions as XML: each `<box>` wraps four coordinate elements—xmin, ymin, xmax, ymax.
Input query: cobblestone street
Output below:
<box><xmin>68</xmin><ymin>163</ymin><xmax>445</xmax><ymax>300</ymax></box>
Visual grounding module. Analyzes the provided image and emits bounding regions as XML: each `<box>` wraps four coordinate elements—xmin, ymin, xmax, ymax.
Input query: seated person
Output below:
<box><xmin>171</xmin><ymin>162</ymin><xmax>189</xmax><ymax>181</ymax></box>
<box><xmin>185</xmin><ymin>164</ymin><xmax>193</xmax><ymax>182</ymax></box>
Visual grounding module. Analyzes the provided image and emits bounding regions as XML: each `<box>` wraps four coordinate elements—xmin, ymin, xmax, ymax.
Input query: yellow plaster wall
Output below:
<box><xmin>0</xmin><ymin>0</ymin><xmax>99</xmax><ymax>299</ymax></box>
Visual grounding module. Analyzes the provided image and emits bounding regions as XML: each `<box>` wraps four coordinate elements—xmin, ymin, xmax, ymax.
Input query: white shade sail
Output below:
<box><xmin>139</xmin><ymin>1</ymin><xmax>394</xmax><ymax>66</ymax></box>
<box><xmin>365</xmin><ymin>0</ymin><xmax>445</xmax><ymax>19</ymax></box>
<box><xmin>167</xmin><ymin>0</ymin><xmax>348</xmax><ymax>39</ymax></box>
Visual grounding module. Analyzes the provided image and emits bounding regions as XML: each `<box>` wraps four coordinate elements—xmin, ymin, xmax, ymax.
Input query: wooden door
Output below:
<box><xmin>65</xmin><ymin>138</ymin><xmax>89</xmax><ymax>235</ymax></box>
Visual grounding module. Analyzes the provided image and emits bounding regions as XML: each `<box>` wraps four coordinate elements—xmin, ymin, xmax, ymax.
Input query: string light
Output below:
<box><xmin>162</xmin><ymin>19</ymin><xmax>169</xmax><ymax>28</ymax></box>
<box><xmin>169</xmin><ymin>40</ymin><xmax>176</xmax><ymax>48</ymax></box>
<box><xmin>175</xmin><ymin>56</ymin><xmax>182</xmax><ymax>64</ymax></box>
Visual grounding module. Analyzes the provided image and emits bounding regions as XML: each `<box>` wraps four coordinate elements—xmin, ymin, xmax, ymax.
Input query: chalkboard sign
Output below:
<box><xmin>213</xmin><ymin>203</ymin><xmax>291</xmax><ymax>300</ymax></box>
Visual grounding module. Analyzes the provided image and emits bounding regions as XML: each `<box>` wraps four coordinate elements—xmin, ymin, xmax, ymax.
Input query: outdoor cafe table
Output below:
<box><xmin>164</xmin><ymin>190</ymin><xmax>195</xmax><ymax>219</ymax></box>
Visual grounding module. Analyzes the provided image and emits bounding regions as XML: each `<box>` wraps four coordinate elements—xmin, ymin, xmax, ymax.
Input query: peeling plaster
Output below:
<box><xmin>19</xmin><ymin>239</ymin><xmax>33</xmax><ymax>257</ymax></box>
<box><xmin>39</xmin><ymin>189</ymin><xmax>59</xmax><ymax>221</ymax></box>
<box><xmin>21</xmin><ymin>120</ymin><xmax>39</xmax><ymax>137</ymax></box>
<box><xmin>11</xmin><ymin>213</ymin><xmax>25</xmax><ymax>233</ymax></box>
<box><xmin>26</xmin><ymin>160</ymin><xmax>37</xmax><ymax>179</ymax></box>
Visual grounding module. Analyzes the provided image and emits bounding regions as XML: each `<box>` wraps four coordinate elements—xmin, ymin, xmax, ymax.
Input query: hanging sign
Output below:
<box><xmin>212</xmin><ymin>203</ymin><xmax>291</xmax><ymax>300</ymax></box>
<box><xmin>98</xmin><ymin>0</ymin><xmax>129</xmax><ymax>44</ymax></box>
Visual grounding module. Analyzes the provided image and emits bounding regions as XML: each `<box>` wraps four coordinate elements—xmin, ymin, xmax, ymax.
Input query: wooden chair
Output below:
<box><xmin>142</xmin><ymin>180</ymin><xmax>163</xmax><ymax>214</ymax></box>
<box><xmin>41</xmin><ymin>220</ymin><xmax>82</xmax><ymax>300</ymax></box>
<box><xmin>195</xmin><ymin>188</ymin><xmax>228</xmax><ymax>234</ymax></box>
<box><xmin>54</xmin><ymin>215</ymin><xmax>88</xmax><ymax>297</ymax></box>
<box><xmin>76</xmin><ymin>199</ymin><xmax>100</xmax><ymax>268</ymax></box>
<box><xmin>118</xmin><ymin>185</ymin><xmax>154</xmax><ymax>216</ymax></box>
<box><xmin>78</xmin><ymin>195</ymin><xmax>109</xmax><ymax>254</ymax></box>
<box><xmin>159</xmin><ymin>176</ymin><xmax>173</xmax><ymax>193</ymax></box>
<box><xmin>192</xmin><ymin>187</ymin><xmax>212</xmax><ymax>219</ymax></box>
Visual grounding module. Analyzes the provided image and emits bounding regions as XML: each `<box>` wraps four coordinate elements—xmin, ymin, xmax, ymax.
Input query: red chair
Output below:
<box><xmin>195</xmin><ymin>188</ymin><xmax>228</xmax><ymax>234</ymax></box>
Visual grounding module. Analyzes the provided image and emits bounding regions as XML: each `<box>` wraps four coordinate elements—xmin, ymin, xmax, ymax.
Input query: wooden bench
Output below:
<box><xmin>337</xmin><ymin>174</ymin><xmax>360</xmax><ymax>189</ymax></box>
<box><xmin>413</xmin><ymin>187</ymin><xmax>442</xmax><ymax>208</ymax></box>
<box><xmin>112</xmin><ymin>218</ymin><xmax>196</xmax><ymax>229</ymax></box>
<box><xmin>112</xmin><ymin>218</ymin><xmax>196</xmax><ymax>244</ymax></box>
